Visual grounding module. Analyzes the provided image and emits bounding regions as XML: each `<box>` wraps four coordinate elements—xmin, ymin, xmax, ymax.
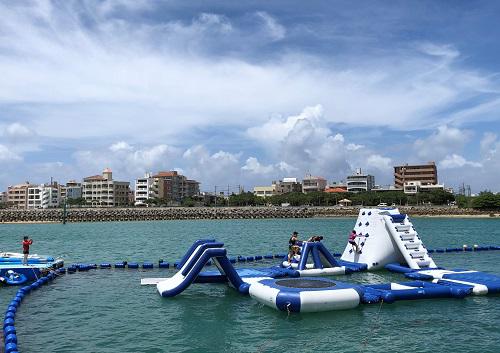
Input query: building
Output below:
<box><xmin>135</xmin><ymin>173</ymin><xmax>154</xmax><ymax>205</ymax></box>
<box><xmin>272</xmin><ymin>178</ymin><xmax>302</xmax><ymax>194</ymax></box>
<box><xmin>394</xmin><ymin>162</ymin><xmax>438</xmax><ymax>188</ymax></box>
<box><xmin>82</xmin><ymin>168</ymin><xmax>130</xmax><ymax>207</ymax></box>
<box><xmin>64</xmin><ymin>180</ymin><xmax>82</xmax><ymax>200</ymax></box>
<box><xmin>346</xmin><ymin>169</ymin><xmax>375</xmax><ymax>193</ymax></box>
<box><xmin>7</xmin><ymin>182</ymin><xmax>32</xmax><ymax>209</ymax></box>
<box><xmin>302</xmin><ymin>175</ymin><xmax>327</xmax><ymax>193</ymax></box>
<box><xmin>152</xmin><ymin>171</ymin><xmax>200</xmax><ymax>202</ymax></box>
<box><xmin>0</xmin><ymin>191</ymin><xmax>7</xmax><ymax>204</ymax></box>
<box><xmin>253</xmin><ymin>185</ymin><xmax>275</xmax><ymax>198</ymax></box>
<box><xmin>403</xmin><ymin>181</ymin><xmax>451</xmax><ymax>194</ymax></box>
<box><xmin>27</xmin><ymin>183</ymin><xmax>60</xmax><ymax>209</ymax></box>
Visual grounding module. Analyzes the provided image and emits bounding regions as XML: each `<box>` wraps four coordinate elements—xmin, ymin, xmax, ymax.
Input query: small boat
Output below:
<box><xmin>0</xmin><ymin>270</ymin><xmax>28</xmax><ymax>286</ymax></box>
<box><xmin>0</xmin><ymin>252</ymin><xmax>55</xmax><ymax>264</ymax></box>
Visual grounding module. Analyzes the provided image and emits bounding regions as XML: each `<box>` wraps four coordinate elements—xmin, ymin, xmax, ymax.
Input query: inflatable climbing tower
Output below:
<box><xmin>340</xmin><ymin>208</ymin><xmax>437</xmax><ymax>270</ymax></box>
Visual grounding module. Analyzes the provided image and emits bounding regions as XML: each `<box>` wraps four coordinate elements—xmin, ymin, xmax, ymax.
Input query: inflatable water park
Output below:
<box><xmin>2</xmin><ymin>208</ymin><xmax>500</xmax><ymax>353</ymax></box>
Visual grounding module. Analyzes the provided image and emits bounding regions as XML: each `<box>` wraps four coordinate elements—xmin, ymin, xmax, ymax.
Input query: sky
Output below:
<box><xmin>0</xmin><ymin>0</ymin><xmax>500</xmax><ymax>193</ymax></box>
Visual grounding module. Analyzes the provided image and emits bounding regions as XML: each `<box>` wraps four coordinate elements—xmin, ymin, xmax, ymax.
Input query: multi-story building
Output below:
<box><xmin>135</xmin><ymin>173</ymin><xmax>154</xmax><ymax>205</ymax></box>
<box><xmin>27</xmin><ymin>183</ymin><xmax>60</xmax><ymax>209</ymax></box>
<box><xmin>253</xmin><ymin>185</ymin><xmax>275</xmax><ymax>198</ymax></box>
<box><xmin>272</xmin><ymin>178</ymin><xmax>302</xmax><ymax>194</ymax></box>
<box><xmin>302</xmin><ymin>175</ymin><xmax>327</xmax><ymax>193</ymax></box>
<box><xmin>0</xmin><ymin>191</ymin><xmax>7</xmax><ymax>204</ymax></box>
<box><xmin>403</xmin><ymin>181</ymin><xmax>451</xmax><ymax>194</ymax></box>
<box><xmin>346</xmin><ymin>169</ymin><xmax>375</xmax><ymax>193</ymax></box>
<box><xmin>394</xmin><ymin>162</ymin><xmax>438</xmax><ymax>189</ymax></box>
<box><xmin>7</xmin><ymin>182</ymin><xmax>31</xmax><ymax>209</ymax></box>
<box><xmin>150</xmin><ymin>171</ymin><xmax>200</xmax><ymax>202</ymax></box>
<box><xmin>64</xmin><ymin>180</ymin><xmax>82</xmax><ymax>200</ymax></box>
<box><xmin>82</xmin><ymin>168</ymin><xmax>130</xmax><ymax>207</ymax></box>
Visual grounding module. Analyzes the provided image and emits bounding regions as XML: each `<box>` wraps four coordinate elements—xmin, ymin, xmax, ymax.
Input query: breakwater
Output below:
<box><xmin>0</xmin><ymin>206</ymin><xmax>497</xmax><ymax>223</ymax></box>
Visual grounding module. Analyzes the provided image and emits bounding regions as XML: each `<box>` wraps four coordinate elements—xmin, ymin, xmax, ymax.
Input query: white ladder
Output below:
<box><xmin>384</xmin><ymin>215</ymin><xmax>436</xmax><ymax>269</ymax></box>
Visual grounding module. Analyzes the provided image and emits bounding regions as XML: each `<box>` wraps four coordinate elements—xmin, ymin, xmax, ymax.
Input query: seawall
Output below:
<box><xmin>0</xmin><ymin>206</ymin><xmax>497</xmax><ymax>223</ymax></box>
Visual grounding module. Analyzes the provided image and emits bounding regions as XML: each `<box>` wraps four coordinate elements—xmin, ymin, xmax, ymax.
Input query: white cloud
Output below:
<box><xmin>439</xmin><ymin>154</ymin><xmax>482</xmax><ymax>169</ymax></box>
<box><xmin>255</xmin><ymin>12</ymin><xmax>286</xmax><ymax>41</ymax></box>
<box><xmin>480</xmin><ymin>132</ymin><xmax>497</xmax><ymax>154</ymax></box>
<box><xmin>366</xmin><ymin>154</ymin><xmax>392</xmax><ymax>171</ymax></box>
<box><xmin>242</xmin><ymin>157</ymin><xmax>275</xmax><ymax>174</ymax></box>
<box><xmin>346</xmin><ymin>143</ymin><xmax>364</xmax><ymax>151</ymax></box>
<box><xmin>2</xmin><ymin>123</ymin><xmax>34</xmax><ymax>139</ymax></box>
<box><xmin>109</xmin><ymin>141</ymin><xmax>133</xmax><ymax>152</ymax></box>
<box><xmin>0</xmin><ymin>145</ymin><xmax>21</xmax><ymax>161</ymax></box>
<box><xmin>417</xmin><ymin>42</ymin><xmax>460</xmax><ymax>60</ymax></box>
<box><xmin>413</xmin><ymin>125</ymin><xmax>469</xmax><ymax>161</ymax></box>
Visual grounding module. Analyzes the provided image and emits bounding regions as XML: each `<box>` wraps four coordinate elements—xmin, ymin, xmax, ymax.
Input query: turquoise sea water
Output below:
<box><xmin>1</xmin><ymin>217</ymin><xmax>499</xmax><ymax>353</ymax></box>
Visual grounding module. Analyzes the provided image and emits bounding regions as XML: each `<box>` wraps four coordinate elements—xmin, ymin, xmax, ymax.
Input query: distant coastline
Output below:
<box><xmin>0</xmin><ymin>206</ymin><xmax>498</xmax><ymax>224</ymax></box>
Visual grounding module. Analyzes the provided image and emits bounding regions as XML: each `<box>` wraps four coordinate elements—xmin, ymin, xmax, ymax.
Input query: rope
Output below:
<box><xmin>359</xmin><ymin>299</ymin><xmax>384</xmax><ymax>352</ymax></box>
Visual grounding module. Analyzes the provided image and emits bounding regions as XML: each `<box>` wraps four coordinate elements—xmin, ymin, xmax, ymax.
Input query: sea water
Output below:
<box><xmin>0</xmin><ymin>217</ymin><xmax>499</xmax><ymax>353</ymax></box>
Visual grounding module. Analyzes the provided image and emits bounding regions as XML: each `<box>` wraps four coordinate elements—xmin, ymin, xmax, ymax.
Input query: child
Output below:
<box><xmin>22</xmin><ymin>236</ymin><xmax>33</xmax><ymax>265</ymax></box>
<box><xmin>348</xmin><ymin>230</ymin><xmax>359</xmax><ymax>253</ymax></box>
<box><xmin>288</xmin><ymin>231</ymin><xmax>300</xmax><ymax>263</ymax></box>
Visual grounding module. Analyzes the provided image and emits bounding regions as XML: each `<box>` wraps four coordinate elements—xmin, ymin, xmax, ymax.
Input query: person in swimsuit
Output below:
<box><xmin>348</xmin><ymin>230</ymin><xmax>359</xmax><ymax>253</ymax></box>
<box><xmin>288</xmin><ymin>231</ymin><xmax>300</xmax><ymax>263</ymax></box>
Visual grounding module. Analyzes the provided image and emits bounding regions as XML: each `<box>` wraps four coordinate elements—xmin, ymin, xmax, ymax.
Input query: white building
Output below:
<box><xmin>346</xmin><ymin>169</ymin><xmax>375</xmax><ymax>193</ymax></box>
<box><xmin>82</xmin><ymin>168</ymin><xmax>130</xmax><ymax>207</ymax></box>
<box><xmin>135</xmin><ymin>173</ymin><xmax>154</xmax><ymax>205</ymax></box>
<box><xmin>64</xmin><ymin>180</ymin><xmax>82</xmax><ymax>200</ymax></box>
<box><xmin>403</xmin><ymin>181</ymin><xmax>451</xmax><ymax>194</ymax></box>
<box><xmin>27</xmin><ymin>184</ymin><xmax>60</xmax><ymax>209</ymax></box>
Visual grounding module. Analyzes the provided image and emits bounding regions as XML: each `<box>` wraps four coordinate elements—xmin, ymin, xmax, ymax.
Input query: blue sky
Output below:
<box><xmin>1</xmin><ymin>0</ymin><xmax>500</xmax><ymax>193</ymax></box>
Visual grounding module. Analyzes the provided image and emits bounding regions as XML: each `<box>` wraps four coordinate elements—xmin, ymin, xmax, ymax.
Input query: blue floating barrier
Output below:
<box><xmin>142</xmin><ymin>262</ymin><xmax>153</xmax><ymax>269</ymax></box>
<box><xmin>88</xmin><ymin>263</ymin><xmax>97</xmax><ymax>269</ymax></box>
<box><xmin>128</xmin><ymin>262</ymin><xmax>139</xmax><ymax>269</ymax></box>
<box><xmin>255</xmin><ymin>255</ymin><xmax>263</xmax><ymax>261</ymax></box>
<box><xmin>114</xmin><ymin>262</ymin><xmax>125</xmax><ymax>268</ymax></box>
<box><xmin>159</xmin><ymin>262</ymin><xmax>169</xmax><ymax>268</ymax></box>
<box><xmin>174</xmin><ymin>262</ymin><xmax>180</xmax><ymax>269</ymax></box>
<box><xmin>5</xmin><ymin>342</ymin><xmax>18</xmax><ymax>353</ymax></box>
<box><xmin>4</xmin><ymin>318</ymin><xmax>15</xmax><ymax>329</ymax></box>
<box><xmin>464</xmin><ymin>248</ymin><xmax>472</xmax><ymax>252</ymax></box>
<box><xmin>5</xmin><ymin>312</ymin><xmax>15</xmax><ymax>321</ymax></box>
<box><xmin>5</xmin><ymin>333</ymin><xmax>17</xmax><ymax>344</ymax></box>
<box><xmin>58</xmin><ymin>268</ymin><xmax>66</xmax><ymax>274</ymax></box>
<box><xmin>436</xmin><ymin>249</ymin><xmax>445</xmax><ymax>253</ymax></box>
<box><xmin>67</xmin><ymin>267</ymin><xmax>76</xmax><ymax>273</ymax></box>
<box><xmin>333</xmin><ymin>253</ymin><xmax>341</xmax><ymax>257</ymax></box>
<box><xmin>6</xmin><ymin>306</ymin><xmax>17</xmax><ymax>314</ymax></box>
<box><xmin>246</xmin><ymin>256</ymin><xmax>254</xmax><ymax>262</ymax></box>
<box><xmin>427</xmin><ymin>249</ymin><xmax>434</xmax><ymax>253</ymax></box>
<box><xmin>100</xmin><ymin>263</ymin><xmax>111</xmax><ymax>269</ymax></box>
<box><xmin>264</xmin><ymin>254</ymin><xmax>274</xmax><ymax>259</ymax></box>
<box><xmin>237</xmin><ymin>256</ymin><xmax>246</xmax><ymax>262</ymax></box>
<box><xmin>4</xmin><ymin>325</ymin><xmax>16</xmax><ymax>336</ymax></box>
<box><xmin>229</xmin><ymin>257</ymin><xmax>236</xmax><ymax>264</ymax></box>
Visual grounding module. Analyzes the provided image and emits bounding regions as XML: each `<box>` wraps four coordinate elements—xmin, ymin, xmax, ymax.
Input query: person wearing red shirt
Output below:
<box><xmin>22</xmin><ymin>236</ymin><xmax>33</xmax><ymax>265</ymax></box>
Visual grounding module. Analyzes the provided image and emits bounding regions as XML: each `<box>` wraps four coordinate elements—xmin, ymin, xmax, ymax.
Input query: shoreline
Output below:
<box><xmin>0</xmin><ymin>207</ymin><xmax>498</xmax><ymax>224</ymax></box>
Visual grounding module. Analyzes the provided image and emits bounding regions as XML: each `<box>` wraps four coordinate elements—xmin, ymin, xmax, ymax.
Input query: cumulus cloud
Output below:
<box><xmin>109</xmin><ymin>141</ymin><xmax>133</xmax><ymax>152</ymax></box>
<box><xmin>255</xmin><ymin>12</ymin><xmax>286</xmax><ymax>41</ymax></box>
<box><xmin>413</xmin><ymin>125</ymin><xmax>470</xmax><ymax>161</ymax></box>
<box><xmin>3</xmin><ymin>123</ymin><xmax>34</xmax><ymax>139</ymax></box>
<box><xmin>366</xmin><ymin>154</ymin><xmax>392</xmax><ymax>171</ymax></box>
<box><xmin>439</xmin><ymin>154</ymin><xmax>482</xmax><ymax>169</ymax></box>
<box><xmin>0</xmin><ymin>145</ymin><xmax>21</xmax><ymax>161</ymax></box>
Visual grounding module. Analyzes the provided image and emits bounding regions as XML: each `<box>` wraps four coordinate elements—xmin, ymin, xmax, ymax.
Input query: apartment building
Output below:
<box><xmin>64</xmin><ymin>180</ymin><xmax>82</xmax><ymax>200</ymax></box>
<box><xmin>27</xmin><ymin>183</ymin><xmax>60</xmax><ymax>209</ymax></box>
<box><xmin>272</xmin><ymin>178</ymin><xmax>302</xmax><ymax>194</ymax></box>
<box><xmin>253</xmin><ymin>185</ymin><xmax>275</xmax><ymax>198</ymax></box>
<box><xmin>394</xmin><ymin>162</ymin><xmax>438</xmax><ymax>188</ymax></box>
<box><xmin>0</xmin><ymin>191</ymin><xmax>7</xmax><ymax>204</ymax></box>
<box><xmin>153</xmin><ymin>171</ymin><xmax>200</xmax><ymax>202</ymax></box>
<box><xmin>82</xmin><ymin>168</ymin><xmax>130</xmax><ymax>207</ymax></box>
<box><xmin>403</xmin><ymin>181</ymin><xmax>451</xmax><ymax>194</ymax></box>
<box><xmin>346</xmin><ymin>169</ymin><xmax>375</xmax><ymax>193</ymax></box>
<box><xmin>7</xmin><ymin>182</ymin><xmax>31</xmax><ymax>209</ymax></box>
<box><xmin>135</xmin><ymin>173</ymin><xmax>154</xmax><ymax>205</ymax></box>
<box><xmin>302</xmin><ymin>175</ymin><xmax>327</xmax><ymax>193</ymax></box>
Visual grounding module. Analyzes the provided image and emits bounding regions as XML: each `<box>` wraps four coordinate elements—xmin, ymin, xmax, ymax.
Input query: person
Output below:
<box><xmin>348</xmin><ymin>230</ymin><xmax>359</xmax><ymax>253</ymax></box>
<box><xmin>288</xmin><ymin>231</ymin><xmax>300</xmax><ymax>263</ymax></box>
<box><xmin>307</xmin><ymin>235</ymin><xmax>324</xmax><ymax>242</ymax></box>
<box><xmin>22</xmin><ymin>236</ymin><xmax>33</xmax><ymax>265</ymax></box>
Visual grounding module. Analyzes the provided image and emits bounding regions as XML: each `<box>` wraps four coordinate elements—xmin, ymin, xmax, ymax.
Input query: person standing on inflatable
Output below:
<box><xmin>22</xmin><ymin>236</ymin><xmax>33</xmax><ymax>265</ymax></box>
<box><xmin>288</xmin><ymin>231</ymin><xmax>300</xmax><ymax>263</ymax></box>
<box><xmin>348</xmin><ymin>230</ymin><xmax>359</xmax><ymax>253</ymax></box>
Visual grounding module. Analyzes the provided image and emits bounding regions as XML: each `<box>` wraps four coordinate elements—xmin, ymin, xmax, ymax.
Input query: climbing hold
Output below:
<box><xmin>365</xmin><ymin>222</ymin><xmax>369</xmax><ymax>226</ymax></box>
<box><xmin>368</xmin><ymin>211</ymin><xmax>372</xmax><ymax>215</ymax></box>
<box><xmin>358</xmin><ymin>222</ymin><xmax>362</xmax><ymax>226</ymax></box>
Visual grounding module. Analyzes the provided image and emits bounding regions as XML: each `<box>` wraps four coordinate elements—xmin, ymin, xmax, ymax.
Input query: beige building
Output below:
<box><xmin>272</xmin><ymin>178</ymin><xmax>302</xmax><ymax>194</ymax></box>
<box><xmin>302</xmin><ymin>175</ymin><xmax>327</xmax><ymax>193</ymax></box>
<box><xmin>150</xmin><ymin>171</ymin><xmax>200</xmax><ymax>203</ymax></box>
<box><xmin>82</xmin><ymin>168</ymin><xmax>130</xmax><ymax>207</ymax></box>
<box><xmin>7</xmin><ymin>182</ymin><xmax>32</xmax><ymax>209</ymax></box>
<box><xmin>394</xmin><ymin>162</ymin><xmax>438</xmax><ymax>188</ymax></box>
<box><xmin>253</xmin><ymin>185</ymin><xmax>275</xmax><ymax>198</ymax></box>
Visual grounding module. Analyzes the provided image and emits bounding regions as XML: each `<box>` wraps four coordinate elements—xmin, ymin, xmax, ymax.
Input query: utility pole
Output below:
<box><xmin>214</xmin><ymin>186</ymin><xmax>217</xmax><ymax>208</ymax></box>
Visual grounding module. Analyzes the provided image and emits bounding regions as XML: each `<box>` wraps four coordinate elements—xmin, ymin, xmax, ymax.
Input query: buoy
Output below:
<box><xmin>255</xmin><ymin>255</ymin><xmax>263</xmax><ymax>261</ymax></box>
<box><xmin>3</xmin><ymin>325</ymin><xmax>16</xmax><ymax>336</ymax></box>
<box><xmin>246</xmin><ymin>256</ymin><xmax>254</xmax><ymax>262</ymax></box>
<box><xmin>100</xmin><ymin>263</ymin><xmax>111</xmax><ymax>269</ymax></box>
<box><xmin>159</xmin><ymin>262</ymin><xmax>169</xmax><ymax>268</ymax></box>
<box><xmin>264</xmin><ymin>254</ymin><xmax>274</xmax><ymax>259</ymax></box>
<box><xmin>5</xmin><ymin>333</ymin><xmax>17</xmax><ymax>344</ymax></box>
<box><xmin>114</xmin><ymin>262</ymin><xmax>126</xmax><ymax>268</ymax></box>
<box><xmin>142</xmin><ymin>262</ymin><xmax>153</xmax><ymax>269</ymax></box>
<box><xmin>127</xmin><ymin>262</ymin><xmax>139</xmax><ymax>269</ymax></box>
<box><xmin>4</xmin><ymin>342</ymin><xmax>18</xmax><ymax>353</ymax></box>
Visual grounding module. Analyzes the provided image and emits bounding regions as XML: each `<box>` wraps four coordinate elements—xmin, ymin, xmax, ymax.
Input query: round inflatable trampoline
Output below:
<box><xmin>248</xmin><ymin>277</ymin><xmax>362</xmax><ymax>312</ymax></box>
